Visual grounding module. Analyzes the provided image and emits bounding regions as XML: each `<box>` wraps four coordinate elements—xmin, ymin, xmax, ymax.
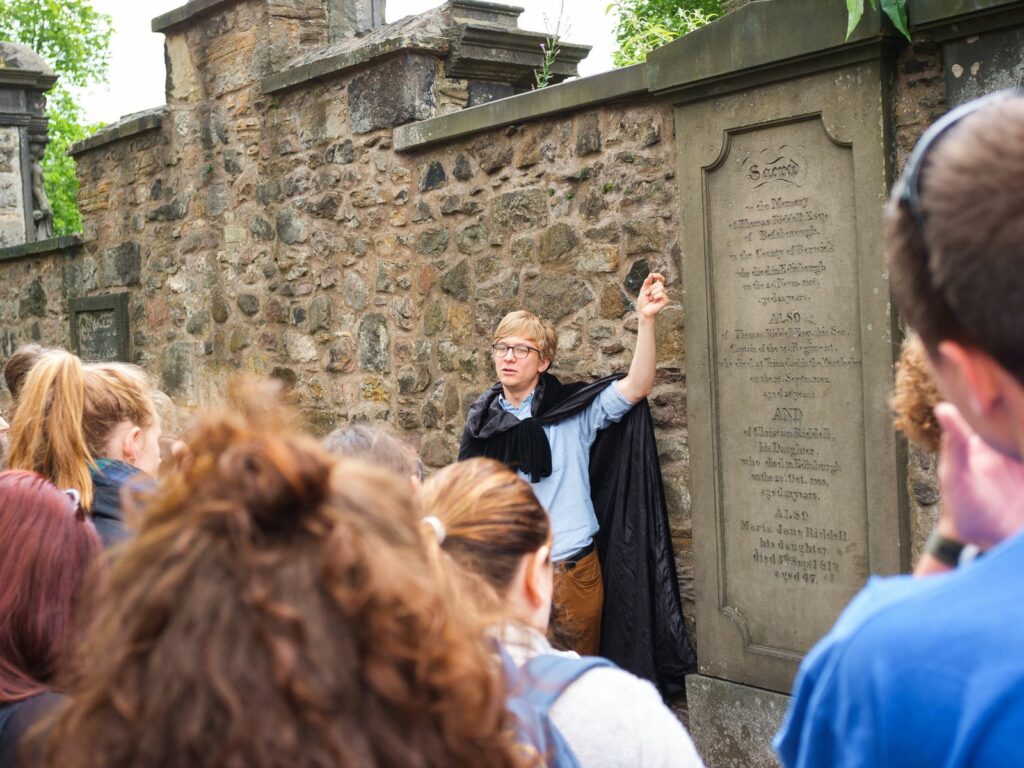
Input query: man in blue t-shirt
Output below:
<box><xmin>776</xmin><ymin>92</ymin><xmax>1024</xmax><ymax>767</ymax></box>
<box><xmin>461</xmin><ymin>273</ymin><xmax>669</xmax><ymax>656</ymax></box>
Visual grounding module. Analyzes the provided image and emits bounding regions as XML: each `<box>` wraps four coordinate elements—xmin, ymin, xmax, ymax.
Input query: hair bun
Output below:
<box><xmin>217</xmin><ymin>439</ymin><xmax>330</xmax><ymax>536</ymax></box>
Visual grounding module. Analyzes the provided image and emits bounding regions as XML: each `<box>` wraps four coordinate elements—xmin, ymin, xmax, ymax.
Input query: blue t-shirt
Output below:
<box><xmin>775</xmin><ymin>529</ymin><xmax>1024</xmax><ymax>768</ymax></box>
<box><xmin>499</xmin><ymin>381</ymin><xmax>634</xmax><ymax>561</ymax></box>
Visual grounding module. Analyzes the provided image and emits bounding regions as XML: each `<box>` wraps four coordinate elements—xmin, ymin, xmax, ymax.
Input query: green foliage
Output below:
<box><xmin>847</xmin><ymin>0</ymin><xmax>910</xmax><ymax>39</ymax></box>
<box><xmin>0</xmin><ymin>0</ymin><xmax>111</xmax><ymax>235</ymax></box>
<box><xmin>608</xmin><ymin>0</ymin><xmax>722</xmax><ymax>67</ymax></box>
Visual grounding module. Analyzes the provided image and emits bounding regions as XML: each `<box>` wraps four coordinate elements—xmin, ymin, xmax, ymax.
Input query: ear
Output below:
<box><xmin>524</xmin><ymin>544</ymin><xmax>551</xmax><ymax>608</ymax></box>
<box><xmin>936</xmin><ymin>341</ymin><xmax>1004</xmax><ymax>416</ymax></box>
<box><xmin>538</xmin><ymin>357</ymin><xmax>551</xmax><ymax>374</ymax></box>
<box><xmin>121</xmin><ymin>425</ymin><xmax>143</xmax><ymax>464</ymax></box>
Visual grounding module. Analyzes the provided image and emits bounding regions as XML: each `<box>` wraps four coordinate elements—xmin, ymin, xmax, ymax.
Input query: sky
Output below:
<box><xmin>77</xmin><ymin>0</ymin><xmax>618</xmax><ymax>126</ymax></box>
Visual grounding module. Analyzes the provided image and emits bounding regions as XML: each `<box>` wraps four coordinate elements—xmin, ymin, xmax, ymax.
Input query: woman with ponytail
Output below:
<box><xmin>39</xmin><ymin>381</ymin><xmax>523</xmax><ymax>768</ymax></box>
<box><xmin>420</xmin><ymin>458</ymin><xmax>704</xmax><ymax>768</ymax></box>
<box><xmin>7</xmin><ymin>352</ymin><xmax>160</xmax><ymax>547</ymax></box>
<box><xmin>0</xmin><ymin>471</ymin><xmax>102</xmax><ymax>768</ymax></box>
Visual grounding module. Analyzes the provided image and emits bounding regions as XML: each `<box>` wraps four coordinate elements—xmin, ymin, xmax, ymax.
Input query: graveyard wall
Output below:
<box><xmin>0</xmin><ymin>0</ymin><xmax>979</xmax><ymax>640</ymax></box>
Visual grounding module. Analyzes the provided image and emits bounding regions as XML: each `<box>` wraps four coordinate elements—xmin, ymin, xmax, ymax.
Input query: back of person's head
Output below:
<box><xmin>7</xmin><ymin>352</ymin><xmax>157</xmax><ymax>511</ymax></box>
<box><xmin>887</xmin><ymin>95</ymin><xmax>1024</xmax><ymax>381</ymax></box>
<box><xmin>41</xmin><ymin>380</ymin><xmax>521</xmax><ymax>768</ymax></box>
<box><xmin>420</xmin><ymin>458</ymin><xmax>550</xmax><ymax>610</ymax></box>
<box><xmin>492</xmin><ymin>311</ymin><xmax>558</xmax><ymax>362</ymax></box>
<box><xmin>891</xmin><ymin>333</ymin><xmax>942</xmax><ymax>454</ymax></box>
<box><xmin>322</xmin><ymin>423</ymin><xmax>421</xmax><ymax>482</ymax></box>
<box><xmin>3</xmin><ymin>344</ymin><xmax>54</xmax><ymax>403</ymax></box>
<box><xmin>0</xmin><ymin>470</ymin><xmax>102</xmax><ymax>704</ymax></box>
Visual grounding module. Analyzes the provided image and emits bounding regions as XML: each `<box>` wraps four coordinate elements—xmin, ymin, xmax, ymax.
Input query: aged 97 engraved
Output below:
<box><xmin>709</xmin><ymin>118</ymin><xmax>867</xmax><ymax>654</ymax></box>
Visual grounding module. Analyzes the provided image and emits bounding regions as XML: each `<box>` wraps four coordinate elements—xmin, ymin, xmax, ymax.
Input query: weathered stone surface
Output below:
<box><xmin>574</xmin><ymin>113</ymin><xmax>601</xmax><ymax>156</ymax></box>
<box><xmin>251</xmin><ymin>216</ymin><xmax>275</xmax><ymax>241</ymax></box>
<box><xmin>186</xmin><ymin>310</ymin><xmax>209</xmax><ymax>335</ymax></box>
<box><xmin>491</xmin><ymin>189</ymin><xmax>548</xmax><ymax>233</ymax></box>
<box><xmin>348</xmin><ymin>53</ymin><xmax>437</xmax><ymax>134</ymax></box>
<box><xmin>598</xmin><ymin>283</ymin><xmax>629</xmax><ymax>319</ymax></box>
<box><xmin>687</xmin><ymin>676</ymin><xmax>788</xmax><ymax>768</ymax></box>
<box><xmin>18</xmin><ymin>278</ymin><xmax>46</xmax><ymax>318</ymax></box>
<box><xmin>99</xmin><ymin>242</ymin><xmax>142</xmax><ymax>287</ymax></box>
<box><xmin>276</xmin><ymin>211</ymin><xmax>307</xmax><ymax>244</ymax></box>
<box><xmin>326</xmin><ymin>336</ymin><xmax>356</xmax><ymax>373</ymax></box>
<box><xmin>415</xmin><ymin>227</ymin><xmax>450</xmax><ymax>255</ymax></box>
<box><xmin>654</xmin><ymin>305</ymin><xmax>684</xmax><ymax>365</ymax></box>
<box><xmin>229</xmin><ymin>327</ymin><xmax>249</xmax><ymax>352</ymax></box>
<box><xmin>212</xmin><ymin>294</ymin><xmax>230</xmax><ymax>323</ymax></box>
<box><xmin>576</xmin><ymin>244</ymin><xmax>619</xmax><ymax>273</ymax></box>
<box><xmin>419</xmin><ymin>160</ymin><xmax>447</xmax><ymax>191</ymax></box>
<box><xmin>160</xmin><ymin>342</ymin><xmax>192</xmax><ymax>396</ymax></box>
<box><xmin>237</xmin><ymin>293</ymin><xmax>260</xmax><ymax>316</ymax></box>
<box><xmin>357</xmin><ymin>313</ymin><xmax>390</xmax><ymax>372</ymax></box>
<box><xmin>473</xmin><ymin>139</ymin><xmax>513</xmax><ymax>174</ymax></box>
<box><xmin>457</xmin><ymin>223</ymin><xmax>487</xmax><ymax>254</ymax></box>
<box><xmin>420</xmin><ymin>433</ymin><xmax>454</xmax><ymax>468</ymax></box>
<box><xmin>284</xmin><ymin>331</ymin><xmax>318</xmax><ymax>363</ymax></box>
<box><xmin>453</xmin><ymin>153</ymin><xmax>473</xmax><ymax>180</ymax></box>
<box><xmin>308</xmin><ymin>294</ymin><xmax>332</xmax><ymax>331</ymax></box>
<box><xmin>624</xmin><ymin>218</ymin><xmax>667</xmax><ymax>254</ymax></box>
<box><xmin>397</xmin><ymin>364</ymin><xmax>432</xmax><ymax>394</ymax></box>
<box><xmin>539</xmin><ymin>223</ymin><xmax>579</xmax><ymax>263</ymax></box>
<box><xmin>342</xmin><ymin>272</ymin><xmax>368</xmax><ymax>309</ymax></box>
<box><xmin>440</xmin><ymin>259</ymin><xmax>471</xmax><ymax>301</ymax></box>
<box><xmin>522</xmin><ymin>278</ymin><xmax>593</xmax><ymax>321</ymax></box>
<box><xmin>624</xmin><ymin>258</ymin><xmax>650</xmax><ymax>295</ymax></box>
<box><xmin>326</xmin><ymin>139</ymin><xmax>354</xmax><ymax>164</ymax></box>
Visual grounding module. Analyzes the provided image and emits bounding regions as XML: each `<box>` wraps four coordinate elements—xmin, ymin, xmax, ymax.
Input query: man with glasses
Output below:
<box><xmin>776</xmin><ymin>91</ymin><xmax>1024</xmax><ymax>766</ymax></box>
<box><xmin>460</xmin><ymin>273</ymin><xmax>696</xmax><ymax>695</ymax></box>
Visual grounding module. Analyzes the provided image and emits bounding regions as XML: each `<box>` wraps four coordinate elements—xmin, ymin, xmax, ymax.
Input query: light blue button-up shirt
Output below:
<box><xmin>498</xmin><ymin>381</ymin><xmax>635</xmax><ymax>561</ymax></box>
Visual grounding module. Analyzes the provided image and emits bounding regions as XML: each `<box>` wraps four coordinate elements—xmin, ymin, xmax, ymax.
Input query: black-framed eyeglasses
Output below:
<box><xmin>897</xmin><ymin>89</ymin><xmax>1022</xmax><ymax>230</ymax></box>
<box><xmin>491</xmin><ymin>343</ymin><xmax>540</xmax><ymax>360</ymax></box>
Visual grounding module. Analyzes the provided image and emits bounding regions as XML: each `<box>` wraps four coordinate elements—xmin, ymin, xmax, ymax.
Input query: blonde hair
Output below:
<box><xmin>7</xmin><ymin>352</ymin><xmax>157</xmax><ymax>511</ymax></box>
<box><xmin>420</xmin><ymin>458</ymin><xmax>550</xmax><ymax>615</ymax></box>
<box><xmin>492</xmin><ymin>311</ymin><xmax>558</xmax><ymax>362</ymax></box>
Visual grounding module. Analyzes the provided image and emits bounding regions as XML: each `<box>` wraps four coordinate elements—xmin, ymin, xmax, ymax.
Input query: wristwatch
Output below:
<box><xmin>924</xmin><ymin>528</ymin><xmax>966</xmax><ymax>568</ymax></box>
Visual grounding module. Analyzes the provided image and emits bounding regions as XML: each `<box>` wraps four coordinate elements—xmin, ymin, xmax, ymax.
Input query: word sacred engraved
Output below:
<box><xmin>709</xmin><ymin>119</ymin><xmax>868</xmax><ymax>654</ymax></box>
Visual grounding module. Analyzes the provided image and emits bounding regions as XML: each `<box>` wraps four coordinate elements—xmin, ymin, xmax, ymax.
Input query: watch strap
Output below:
<box><xmin>925</xmin><ymin>528</ymin><xmax>966</xmax><ymax>568</ymax></box>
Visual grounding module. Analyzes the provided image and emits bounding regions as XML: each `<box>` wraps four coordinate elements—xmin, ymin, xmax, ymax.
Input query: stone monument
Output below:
<box><xmin>0</xmin><ymin>42</ymin><xmax>56</xmax><ymax>248</ymax></box>
<box><xmin>648</xmin><ymin>1</ymin><xmax>906</xmax><ymax>764</ymax></box>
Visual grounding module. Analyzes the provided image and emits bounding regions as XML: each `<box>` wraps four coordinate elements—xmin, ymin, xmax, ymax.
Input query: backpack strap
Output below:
<box><xmin>519</xmin><ymin>654</ymin><xmax>616</xmax><ymax>712</ymax></box>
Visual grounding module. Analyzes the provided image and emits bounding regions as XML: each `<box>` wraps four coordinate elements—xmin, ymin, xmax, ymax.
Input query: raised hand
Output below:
<box><xmin>637</xmin><ymin>273</ymin><xmax>669</xmax><ymax>320</ymax></box>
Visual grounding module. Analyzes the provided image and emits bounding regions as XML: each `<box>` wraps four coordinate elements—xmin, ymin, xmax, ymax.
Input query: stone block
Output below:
<box><xmin>348</xmin><ymin>53</ymin><xmax>437</xmax><ymax>134</ymax></box>
<box><xmin>357</xmin><ymin>313</ymin><xmax>390</xmax><ymax>372</ymax></box>
<box><xmin>490</xmin><ymin>188</ymin><xmax>548</xmax><ymax>233</ymax></box>
<box><xmin>99</xmin><ymin>242</ymin><xmax>142</xmax><ymax>287</ymax></box>
<box><xmin>522</xmin><ymin>277</ymin><xmax>593</xmax><ymax>322</ymax></box>
<box><xmin>440</xmin><ymin>259</ymin><xmax>471</xmax><ymax>301</ymax></box>
<box><xmin>686</xmin><ymin>676</ymin><xmax>788</xmax><ymax>768</ymax></box>
<box><xmin>539</xmin><ymin>223</ymin><xmax>579</xmax><ymax>263</ymax></box>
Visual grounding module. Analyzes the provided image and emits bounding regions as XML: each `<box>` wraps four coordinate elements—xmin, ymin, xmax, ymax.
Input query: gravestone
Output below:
<box><xmin>648</xmin><ymin>1</ymin><xmax>906</xmax><ymax>764</ymax></box>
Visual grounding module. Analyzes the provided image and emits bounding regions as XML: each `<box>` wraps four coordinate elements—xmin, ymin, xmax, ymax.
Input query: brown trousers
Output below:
<box><xmin>553</xmin><ymin>550</ymin><xmax>604</xmax><ymax>657</ymax></box>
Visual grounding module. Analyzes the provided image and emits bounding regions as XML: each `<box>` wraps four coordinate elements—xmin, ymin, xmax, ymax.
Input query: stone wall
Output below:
<box><xmin>3</xmin><ymin>0</ymin><xmax>1010</xmax><ymax>650</ymax></box>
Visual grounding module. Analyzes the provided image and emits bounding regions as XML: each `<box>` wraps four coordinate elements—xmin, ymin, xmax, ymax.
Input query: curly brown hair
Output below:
<box><xmin>890</xmin><ymin>334</ymin><xmax>942</xmax><ymax>454</ymax></box>
<box><xmin>40</xmin><ymin>381</ymin><xmax>523</xmax><ymax>768</ymax></box>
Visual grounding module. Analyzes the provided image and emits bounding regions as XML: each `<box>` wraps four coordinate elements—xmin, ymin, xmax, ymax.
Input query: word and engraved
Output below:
<box><xmin>709</xmin><ymin>122</ymin><xmax>867</xmax><ymax>653</ymax></box>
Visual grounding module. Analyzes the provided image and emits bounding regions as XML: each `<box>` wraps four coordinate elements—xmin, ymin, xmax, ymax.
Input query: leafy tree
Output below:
<box><xmin>608</xmin><ymin>0</ymin><xmax>722</xmax><ymax>67</ymax></box>
<box><xmin>0</xmin><ymin>0</ymin><xmax>112</xmax><ymax>235</ymax></box>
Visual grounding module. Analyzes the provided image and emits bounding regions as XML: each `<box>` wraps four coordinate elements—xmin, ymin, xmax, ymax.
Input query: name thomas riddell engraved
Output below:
<box><xmin>711</xmin><ymin>122</ymin><xmax>867</xmax><ymax>651</ymax></box>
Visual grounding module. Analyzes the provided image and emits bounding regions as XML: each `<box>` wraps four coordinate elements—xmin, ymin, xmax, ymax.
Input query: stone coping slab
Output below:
<box><xmin>393</xmin><ymin>63</ymin><xmax>647</xmax><ymax>151</ymax></box>
<box><xmin>152</xmin><ymin>0</ymin><xmax>241</xmax><ymax>33</ymax></box>
<box><xmin>68</xmin><ymin>107</ymin><xmax>165</xmax><ymax>157</ymax></box>
<box><xmin>909</xmin><ymin>0</ymin><xmax>1024</xmax><ymax>26</ymax></box>
<box><xmin>908</xmin><ymin>0</ymin><xmax>1024</xmax><ymax>38</ymax></box>
<box><xmin>0</xmin><ymin>235</ymin><xmax>82</xmax><ymax>264</ymax></box>
<box><xmin>646</xmin><ymin>0</ymin><xmax>897</xmax><ymax>101</ymax></box>
<box><xmin>261</xmin><ymin>35</ymin><xmax>450</xmax><ymax>94</ymax></box>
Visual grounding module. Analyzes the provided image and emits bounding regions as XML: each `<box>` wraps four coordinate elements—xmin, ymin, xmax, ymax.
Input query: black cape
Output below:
<box><xmin>459</xmin><ymin>373</ymin><xmax>697</xmax><ymax>697</ymax></box>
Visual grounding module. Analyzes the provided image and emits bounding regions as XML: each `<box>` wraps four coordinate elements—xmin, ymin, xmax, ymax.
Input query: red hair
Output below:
<box><xmin>0</xmin><ymin>470</ymin><xmax>102</xmax><ymax>704</ymax></box>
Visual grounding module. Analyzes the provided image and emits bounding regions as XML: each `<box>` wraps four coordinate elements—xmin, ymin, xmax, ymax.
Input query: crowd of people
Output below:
<box><xmin>2</xmin><ymin>90</ymin><xmax>1024</xmax><ymax>767</ymax></box>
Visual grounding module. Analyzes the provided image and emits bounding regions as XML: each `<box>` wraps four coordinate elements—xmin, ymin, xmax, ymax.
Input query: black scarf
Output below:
<box><xmin>458</xmin><ymin>373</ymin><xmax>620</xmax><ymax>482</ymax></box>
<box><xmin>459</xmin><ymin>373</ymin><xmax>697</xmax><ymax>698</ymax></box>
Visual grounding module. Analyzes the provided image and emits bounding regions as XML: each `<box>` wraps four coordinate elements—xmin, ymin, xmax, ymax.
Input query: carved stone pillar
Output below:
<box><xmin>0</xmin><ymin>42</ymin><xmax>56</xmax><ymax>247</ymax></box>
